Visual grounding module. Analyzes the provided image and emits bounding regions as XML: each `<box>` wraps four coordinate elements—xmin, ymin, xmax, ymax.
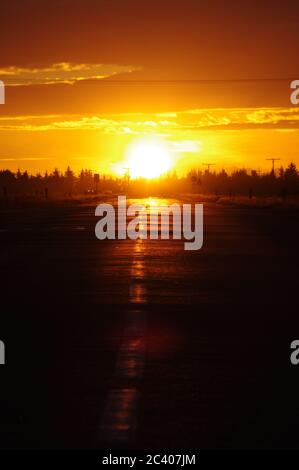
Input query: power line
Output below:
<box><xmin>2</xmin><ymin>77</ymin><xmax>297</xmax><ymax>87</ymax></box>
<box><xmin>93</xmin><ymin>77</ymin><xmax>297</xmax><ymax>83</ymax></box>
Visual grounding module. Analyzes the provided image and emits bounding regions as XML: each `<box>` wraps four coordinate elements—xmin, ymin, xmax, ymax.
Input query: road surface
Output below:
<box><xmin>0</xmin><ymin>197</ymin><xmax>299</xmax><ymax>449</ymax></box>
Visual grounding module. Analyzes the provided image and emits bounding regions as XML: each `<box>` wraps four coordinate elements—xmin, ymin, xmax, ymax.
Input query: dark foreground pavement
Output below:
<box><xmin>0</xmin><ymin>198</ymin><xmax>299</xmax><ymax>449</ymax></box>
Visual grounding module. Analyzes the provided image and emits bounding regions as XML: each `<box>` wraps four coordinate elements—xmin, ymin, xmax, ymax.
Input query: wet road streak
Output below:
<box><xmin>99</xmin><ymin>238</ymin><xmax>147</xmax><ymax>444</ymax></box>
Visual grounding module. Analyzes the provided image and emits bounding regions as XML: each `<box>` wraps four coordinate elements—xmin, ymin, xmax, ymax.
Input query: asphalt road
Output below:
<box><xmin>0</xmin><ymin>197</ymin><xmax>299</xmax><ymax>449</ymax></box>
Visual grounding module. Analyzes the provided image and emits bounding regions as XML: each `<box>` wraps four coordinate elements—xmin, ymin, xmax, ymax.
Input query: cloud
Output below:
<box><xmin>0</xmin><ymin>115</ymin><xmax>177</xmax><ymax>133</ymax></box>
<box><xmin>245</xmin><ymin>108</ymin><xmax>299</xmax><ymax>124</ymax></box>
<box><xmin>0</xmin><ymin>107</ymin><xmax>298</xmax><ymax>133</ymax></box>
<box><xmin>0</xmin><ymin>63</ymin><xmax>140</xmax><ymax>86</ymax></box>
<box><xmin>0</xmin><ymin>157</ymin><xmax>49</xmax><ymax>161</ymax></box>
<box><xmin>169</xmin><ymin>140</ymin><xmax>201</xmax><ymax>153</ymax></box>
<box><xmin>180</xmin><ymin>107</ymin><xmax>299</xmax><ymax>129</ymax></box>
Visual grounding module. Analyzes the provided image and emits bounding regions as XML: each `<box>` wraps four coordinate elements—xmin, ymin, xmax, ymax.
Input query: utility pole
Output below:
<box><xmin>123</xmin><ymin>167</ymin><xmax>130</xmax><ymax>179</ymax></box>
<box><xmin>266</xmin><ymin>158</ymin><xmax>280</xmax><ymax>175</ymax></box>
<box><xmin>202</xmin><ymin>163</ymin><xmax>215</xmax><ymax>173</ymax></box>
<box><xmin>123</xmin><ymin>167</ymin><xmax>131</xmax><ymax>186</ymax></box>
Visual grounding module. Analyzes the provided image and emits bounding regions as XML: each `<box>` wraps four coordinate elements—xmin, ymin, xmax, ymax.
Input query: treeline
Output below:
<box><xmin>0</xmin><ymin>163</ymin><xmax>299</xmax><ymax>198</ymax></box>
<box><xmin>0</xmin><ymin>167</ymin><xmax>119</xmax><ymax>197</ymax></box>
<box><xmin>187</xmin><ymin>162</ymin><xmax>299</xmax><ymax>198</ymax></box>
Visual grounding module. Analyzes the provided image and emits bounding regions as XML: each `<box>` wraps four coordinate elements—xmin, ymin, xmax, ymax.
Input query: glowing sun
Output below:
<box><xmin>126</xmin><ymin>140</ymin><xmax>172</xmax><ymax>179</ymax></box>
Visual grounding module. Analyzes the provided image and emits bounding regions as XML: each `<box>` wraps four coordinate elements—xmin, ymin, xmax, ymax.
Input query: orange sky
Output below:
<box><xmin>0</xmin><ymin>0</ymin><xmax>298</xmax><ymax>175</ymax></box>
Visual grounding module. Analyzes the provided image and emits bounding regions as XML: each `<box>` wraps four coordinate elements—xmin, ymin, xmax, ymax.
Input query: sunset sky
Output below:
<box><xmin>0</xmin><ymin>0</ymin><xmax>299</xmax><ymax>176</ymax></box>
